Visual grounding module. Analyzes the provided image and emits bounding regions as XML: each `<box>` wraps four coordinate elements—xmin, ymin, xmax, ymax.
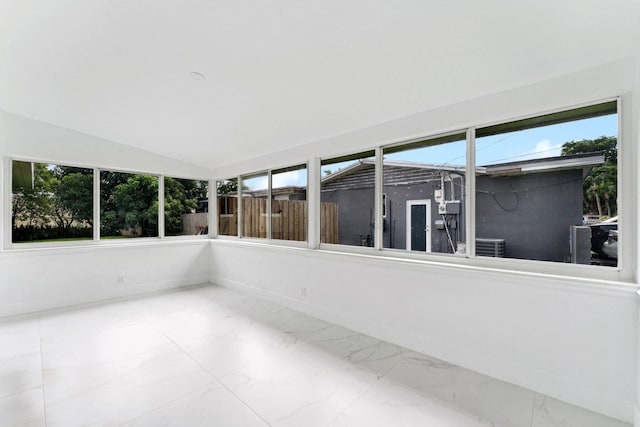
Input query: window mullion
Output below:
<box><xmin>267</xmin><ymin>171</ymin><xmax>272</xmax><ymax>239</ymax></box>
<box><xmin>308</xmin><ymin>158</ymin><xmax>320</xmax><ymax>249</ymax></box>
<box><xmin>94</xmin><ymin>168</ymin><xmax>100</xmax><ymax>241</ymax></box>
<box><xmin>374</xmin><ymin>147</ymin><xmax>383</xmax><ymax>250</ymax></box>
<box><xmin>237</xmin><ymin>176</ymin><xmax>243</xmax><ymax>237</ymax></box>
<box><xmin>209</xmin><ymin>179</ymin><xmax>217</xmax><ymax>238</ymax></box>
<box><xmin>158</xmin><ymin>176</ymin><xmax>165</xmax><ymax>239</ymax></box>
<box><xmin>466</xmin><ymin>128</ymin><xmax>476</xmax><ymax>258</ymax></box>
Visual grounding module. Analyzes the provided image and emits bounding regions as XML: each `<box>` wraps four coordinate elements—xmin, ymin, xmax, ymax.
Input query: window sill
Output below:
<box><xmin>210</xmin><ymin>238</ymin><xmax>635</xmax><ymax>295</ymax></box>
<box><xmin>2</xmin><ymin>237</ymin><xmax>210</xmax><ymax>256</ymax></box>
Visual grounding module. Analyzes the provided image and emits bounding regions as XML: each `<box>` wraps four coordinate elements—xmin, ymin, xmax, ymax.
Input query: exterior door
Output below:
<box><xmin>406</xmin><ymin>200</ymin><xmax>431</xmax><ymax>252</ymax></box>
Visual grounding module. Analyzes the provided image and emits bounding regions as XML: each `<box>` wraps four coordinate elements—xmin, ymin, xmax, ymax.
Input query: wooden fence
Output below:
<box><xmin>217</xmin><ymin>197</ymin><xmax>338</xmax><ymax>243</ymax></box>
<box><xmin>320</xmin><ymin>202</ymin><xmax>339</xmax><ymax>244</ymax></box>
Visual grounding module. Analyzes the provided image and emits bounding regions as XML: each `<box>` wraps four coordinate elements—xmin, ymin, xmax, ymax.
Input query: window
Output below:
<box><xmin>100</xmin><ymin>171</ymin><xmax>159</xmax><ymax>238</ymax></box>
<box><xmin>475</xmin><ymin>101</ymin><xmax>618</xmax><ymax>267</ymax></box>
<box><xmin>217</xmin><ymin>178</ymin><xmax>238</xmax><ymax>236</ymax></box>
<box><xmin>8</xmin><ymin>160</ymin><xmax>211</xmax><ymax>245</ymax></box>
<box><xmin>241</xmin><ymin>172</ymin><xmax>268</xmax><ymax>238</ymax></box>
<box><xmin>164</xmin><ymin>178</ymin><xmax>208</xmax><ymax>236</ymax></box>
<box><xmin>383</xmin><ymin>133</ymin><xmax>467</xmax><ymax>254</ymax></box>
<box><xmin>321</xmin><ymin>151</ymin><xmax>375</xmax><ymax>246</ymax></box>
<box><xmin>271</xmin><ymin>165</ymin><xmax>307</xmax><ymax>241</ymax></box>
<box><xmin>11</xmin><ymin>161</ymin><xmax>93</xmax><ymax>243</ymax></box>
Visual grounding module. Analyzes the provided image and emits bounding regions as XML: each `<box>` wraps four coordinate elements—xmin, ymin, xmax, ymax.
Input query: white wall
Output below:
<box><xmin>0</xmin><ymin>241</ymin><xmax>210</xmax><ymax>317</ymax></box>
<box><xmin>209</xmin><ymin>57</ymin><xmax>640</xmax><ymax>423</ymax></box>
<box><xmin>0</xmin><ymin>111</ymin><xmax>213</xmax><ymax>317</ymax></box>
<box><xmin>0</xmin><ymin>110</ymin><xmax>213</xmax><ymax>178</ymax></box>
<box><xmin>634</xmin><ymin>53</ymin><xmax>640</xmax><ymax>427</ymax></box>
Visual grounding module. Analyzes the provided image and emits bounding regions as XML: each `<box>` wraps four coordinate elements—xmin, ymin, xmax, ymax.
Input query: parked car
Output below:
<box><xmin>589</xmin><ymin>216</ymin><xmax>617</xmax><ymax>259</ymax></box>
<box><xmin>602</xmin><ymin>229</ymin><xmax>618</xmax><ymax>259</ymax></box>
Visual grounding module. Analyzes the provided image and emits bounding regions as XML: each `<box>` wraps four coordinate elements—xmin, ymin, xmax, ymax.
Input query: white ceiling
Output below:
<box><xmin>1</xmin><ymin>1</ymin><xmax>639</xmax><ymax>170</ymax></box>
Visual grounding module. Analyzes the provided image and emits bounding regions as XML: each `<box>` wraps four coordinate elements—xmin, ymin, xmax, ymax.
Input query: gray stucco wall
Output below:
<box><xmin>382</xmin><ymin>180</ymin><xmax>464</xmax><ymax>253</ymax></box>
<box><xmin>476</xmin><ymin>169</ymin><xmax>584</xmax><ymax>262</ymax></box>
<box><xmin>322</xmin><ymin>165</ymin><xmax>585</xmax><ymax>262</ymax></box>
<box><xmin>321</xmin><ymin>186</ymin><xmax>375</xmax><ymax>246</ymax></box>
<box><xmin>321</xmin><ymin>164</ymin><xmax>465</xmax><ymax>251</ymax></box>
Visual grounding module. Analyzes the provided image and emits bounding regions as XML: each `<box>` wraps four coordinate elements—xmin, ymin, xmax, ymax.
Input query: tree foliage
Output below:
<box><xmin>164</xmin><ymin>178</ymin><xmax>206</xmax><ymax>234</ymax></box>
<box><xmin>12</xmin><ymin>163</ymin><xmax>207</xmax><ymax>241</ymax></box>
<box><xmin>217</xmin><ymin>179</ymin><xmax>238</xmax><ymax>195</ymax></box>
<box><xmin>111</xmin><ymin>174</ymin><xmax>159</xmax><ymax>236</ymax></box>
<box><xmin>13</xmin><ymin>163</ymin><xmax>62</xmax><ymax>229</ymax></box>
<box><xmin>52</xmin><ymin>166</ymin><xmax>94</xmax><ymax>226</ymax></box>
<box><xmin>561</xmin><ymin>136</ymin><xmax>617</xmax><ymax>217</ymax></box>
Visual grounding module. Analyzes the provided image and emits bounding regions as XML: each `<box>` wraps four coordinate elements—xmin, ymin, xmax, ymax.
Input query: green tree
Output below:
<box><xmin>217</xmin><ymin>179</ymin><xmax>238</xmax><ymax>195</ymax></box>
<box><xmin>164</xmin><ymin>178</ymin><xmax>202</xmax><ymax>234</ymax></box>
<box><xmin>111</xmin><ymin>174</ymin><xmax>159</xmax><ymax>236</ymax></box>
<box><xmin>12</xmin><ymin>163</ymin><xmax>58</xmax><ymax>229</ymax></box>
<box><xmin>99</xmin><ymin>171</ymin><xmax>134</xmax><ymax>235</ymax></box>
<box><xmin>52</xmin><ymin>166</ymin><xmax>94</xmax><ymax>227</ymax></box>
<box><xmin>562</xmin><ymin>136</ymin><xmax>617</xmax><ymax>217</ymax></box>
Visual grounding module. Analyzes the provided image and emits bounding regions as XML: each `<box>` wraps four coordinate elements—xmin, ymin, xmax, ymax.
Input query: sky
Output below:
<box><xmin>244</xmin><ymin>168</ymin><xmax>307</xmax><ymax>191</ymax></box>
<box><xmin>474</xmin><ymin>113</ymin><xmax>617</xmax><ymax>166</ymax></box>
<box><xmin>244</xmin><ymin>113</ymin><xmax>617</xmax><ymax>190</ymax></box>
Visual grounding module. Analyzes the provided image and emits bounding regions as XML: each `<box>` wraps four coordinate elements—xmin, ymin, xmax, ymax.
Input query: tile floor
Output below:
<box><xmin>0</xmin><ymin>284</ymin><xmax>630</xmax><ymax>427</ymax></box>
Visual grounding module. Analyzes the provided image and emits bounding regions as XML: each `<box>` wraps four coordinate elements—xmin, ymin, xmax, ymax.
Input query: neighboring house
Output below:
<box><xmin>321</xmin><ymin>152</ymin><xmax>604</xmax><ymax>262</ymax></box>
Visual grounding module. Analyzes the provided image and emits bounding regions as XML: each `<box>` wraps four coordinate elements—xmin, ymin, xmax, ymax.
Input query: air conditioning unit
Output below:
<box><xmin>476</xmin><ymin>238</ymin><xmax>505</xmax><ymax>257</ymax></box>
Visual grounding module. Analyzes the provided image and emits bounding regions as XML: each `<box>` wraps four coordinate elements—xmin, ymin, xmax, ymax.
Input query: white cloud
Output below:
<box><xmin>273</xmin><ymin>170</ymin><xmax>304</xmax><ymax>188</ymax></box>
<box><xmin>515</xmin><ymin>139</ymin><xmax>563</xmax><ymax>161</ymax></box>
<box><xmin>533</xmin><ymin>139</ymin><xmax>563</xmax><ymax>157</ymax></box>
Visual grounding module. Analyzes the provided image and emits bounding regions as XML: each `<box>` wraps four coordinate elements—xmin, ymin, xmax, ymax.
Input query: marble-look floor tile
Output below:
<box><xmin>0</xmin><ymin>318</ymin><xmax>44</xmax><ymax>426</ymax></box>
<box><xmin>385</xmin><ymin>351</ymin><xmax>536</xmax><ymax>427</ymax></box>
<box><xmin>133</xmin><ymin>287</ymin><xmax>212</xmax><ymax>320</ymax></box>
<box><xmin>40</xmin><ymin>318</ymin><xmax>215</xmax><ymax>427</ymax></box>
<box><xmin>123</xmin><ymin>382</ymin><xmax>268</xmax><ymax>427</ymax></box>
<box><xmin>328</xmin><ymin>374</ymin><xmax>492</xmax><ymax>427</ymax></box>
<box><xmin>41</xmin><ymin>322</ymin><xmax>168</xmax><ymax>373</ymax></box>
<box><xmin>0</xmin><ymin>387</ymin><xmax>46</xmax><ymax>427</ymax></box>
<box><xmin>0</xmin><ymin>284</ymin><xmax>627</xmax><ymax>427</ymax></box>
<box><xmin>43</xmin><ymin>344</ymin><xmax>215</xmax><ymax>426</ymax></box>
<box><xmin>532</xmin><ymin>394</ymin><xmax>631</xmax><ymax>427</ymax></box>
<box><xmin>0</xmin><ymin>317</ymin><xmax>41</xmax><ymax>357</ymax></box>
<box><xmin>155</xmin><ymin>304</ymin><xmax>307</xmax><ymax>379</ymax></box>
<box><xmin>38</xmin><ymin>299</ymin><xmax>147</xmax><ymax>341</ymax></box>
<box><xmin>0</xmin><ymin>351</ymin><xmax>42</xmax><ymax>400</ymax></box>
<box><xmin>220</xmin><ymin>332</ymin><xmax>406</xmax><ymax>426</ymax></box>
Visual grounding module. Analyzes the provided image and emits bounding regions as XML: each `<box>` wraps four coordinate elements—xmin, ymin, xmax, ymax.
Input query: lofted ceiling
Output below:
<box><xmin>1</xmin><ymin>0</ymin><xmax>639</xmax><ymax>170</ymax></box>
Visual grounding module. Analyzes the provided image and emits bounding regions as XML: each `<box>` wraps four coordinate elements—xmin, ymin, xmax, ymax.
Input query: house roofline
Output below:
<box><xmin>321</xmin><ymin>152</ymin><xmax>605</xmax><ymax>181</ymax></box>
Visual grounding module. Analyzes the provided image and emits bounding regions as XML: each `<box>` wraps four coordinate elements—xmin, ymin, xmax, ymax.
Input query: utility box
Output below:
<box><xmin>570</xmin><ymin>226</ymin><xmax>591</xmax><ymax>264</ymax></box>
<box><xmin>445</xmin><ymin>201</ymin><xmax>460</xmax><ymax>214</ymax></box>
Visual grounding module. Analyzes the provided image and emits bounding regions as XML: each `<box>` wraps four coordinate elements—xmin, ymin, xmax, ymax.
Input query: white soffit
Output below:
<box><xmin>0</xmin><ymin>0</ymin><xmax>639</xmax><ymax>169</ymax></box>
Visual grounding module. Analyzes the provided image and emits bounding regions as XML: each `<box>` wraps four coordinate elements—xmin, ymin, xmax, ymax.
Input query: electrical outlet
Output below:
<box><xmin>118</xmin><ymin>275</ymin><xmax>125</xmax><ymax>284</ymax></box>
<box><xmin>300</xmin><ymin>287</ymin><xmax>307</xmax><ymax>297</ymax></box>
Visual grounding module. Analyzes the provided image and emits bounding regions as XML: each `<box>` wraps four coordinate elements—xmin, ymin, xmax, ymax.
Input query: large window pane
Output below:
<box><xmin>217</xmin><ymin>178</ymin><xmax>238</xmax><ymax>236</ymax></box>
<box><xmin>241</xmin><ymin>173</ymin><xmax>268</xmax><ymax>238</ymax></box>
<box><xmin>11</xmin><ymin>161</ymin><xmax>93</xmax><ymax>243</ymax></box>
<box><xmin>100</xmin><ymin>171</ymin><xmax>159</xmax><ymax>238</ymax></box>
<box><xmin>271</xmin><ymin>165</ymin><xmax>307</xmax><ymax>241</ymax></box>
<box><xmin>321</xmin><ymin>151</ymin><xmax>375</xmax><ymax>246</ymax></box>
<box><xmin>164</xmin><ymin>178</ymin><xmax>208</xmax><ymax>236</ymax></box>
<box><xmin>475</xmin><ymin>103</ymin><xmax>618</xmax><ymax>267</ymax></box>
<box><xmin>383</xmin><ymin>134</ymin><xmax>466</xmax><ymax>254</ymax></box>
